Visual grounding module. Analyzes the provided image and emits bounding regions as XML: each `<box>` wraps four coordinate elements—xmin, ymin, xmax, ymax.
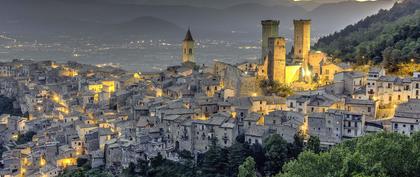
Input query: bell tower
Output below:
<box><xmin>182</xmin><ymin>28</ymin><xmax>195</xmax><ymax>63</ymax></box>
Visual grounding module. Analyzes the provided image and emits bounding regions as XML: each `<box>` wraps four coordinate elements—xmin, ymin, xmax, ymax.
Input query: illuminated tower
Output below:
<box><xmin>182</xmin><ymin>29</ymin><xmax>195</xmax><ymax>63</ymax></box>
<box><xmin>268</xmin><ymin>37</ymin><xmax>286</xmax><ymax>84</ymax></box>
<box><xmin>293</xmin><ymin>19</ymin><xmax>311</xmax><ymax>82</ymax></box>
<box><xmin>261</xmin><ymin>20</ymin><xmax>279</xmax><ymax>64</ymax></box>
<box><xmin>293</xmin><ymin>19</ymin><xmax>311</xmax><ymax>63</ymax></box>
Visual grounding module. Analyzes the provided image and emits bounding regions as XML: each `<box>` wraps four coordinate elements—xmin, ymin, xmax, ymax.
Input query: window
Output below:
<box><xmin>394</xmin><ymin>123</ymin><xmax>398</xmax><ymax>129</ymax></box>
<box><xmin>368</xmin><ymin>107</ymin><xmax>371</xmax><ymax>113</ymax></box>
<box><xmin>189</xmin><ymin>48</ymin><xmax>193</xmax><ymax>54</ymax></box>
<box><xmin>389</xmin><ymin>96</ymin><xmax>392</xmax><ymax>101</ymax></box>
<box><xmin>411</xmin><ymin>125</ymin><xmax>414</xmax><ymax>131</ymax></box>
<box><xmin>398</xmin><ymin>95</ymin><xmax>401</xmax><ymax>100</ymax></box>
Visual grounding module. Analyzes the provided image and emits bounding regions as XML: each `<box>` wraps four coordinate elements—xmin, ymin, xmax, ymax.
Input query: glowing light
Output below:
<box><xmin>40</xmin><ymin>155</ymin><xmax>46</xmax><ymax>167</ymax></box>
<box><xmin>57</xmin><ymin>158</ymin><xmax>77</xmax><ymax>168</ymax></box>
<box><xmin>256</xmin><ymin>116</ymin><xmax>264</xmax><ymax>125</ymax></box>
<box><xmin>231</xmin><ymin>112</ymin><xmax>237</xmax><ymax>118</ymax></box>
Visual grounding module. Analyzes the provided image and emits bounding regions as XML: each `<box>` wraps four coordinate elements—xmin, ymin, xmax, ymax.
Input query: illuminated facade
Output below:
<box><xmin>182</xmin><ymin>29</ymin><xmax>195</xmax><ymax>63</ymax></box>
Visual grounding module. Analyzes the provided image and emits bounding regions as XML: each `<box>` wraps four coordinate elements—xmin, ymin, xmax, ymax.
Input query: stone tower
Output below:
<box><xmin>182</xmin><ymin>29</ymin><xmax>195</xmax><ymax>63</ymax></box>
<box><xmin>293</xmin><ymin>19</ymin><xmax>311</xmax><ymax>82</ymax></box>
<box><xmin>261</xmin><ymin>20</ymin><xmax>279</xmax><ymax>64</ymax></box>
<box><xmin>293</xmin><ymin>19</ymin><xmax>311</xmax><ymax>64</ymax></box>
<box><xmin>268</xmin><ymin>37</ymin><xmax>286</xmax><ymax>84</ymax></box>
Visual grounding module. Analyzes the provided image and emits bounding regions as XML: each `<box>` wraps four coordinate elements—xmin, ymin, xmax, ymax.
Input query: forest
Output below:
<box><xmin>314</xmin><ymin>0</ymin><xmax>420</xmax><ymax>71</ymax></box>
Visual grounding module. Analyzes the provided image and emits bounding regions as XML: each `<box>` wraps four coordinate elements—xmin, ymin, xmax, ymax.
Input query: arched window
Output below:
<box><xmin>189</xmin><ymin>48</ymin><xmax>193</xmax><ymax>54</ymax></box>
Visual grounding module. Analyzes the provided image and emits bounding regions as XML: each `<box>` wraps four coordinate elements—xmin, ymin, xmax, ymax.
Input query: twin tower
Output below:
<box><xmin>261</xmin><ymin>19</ymin><xmax>311</xmax><ymax>83</ymax></box>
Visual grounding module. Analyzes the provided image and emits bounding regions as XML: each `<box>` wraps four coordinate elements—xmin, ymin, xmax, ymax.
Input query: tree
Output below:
<box><xmin>227</xmin><ymin>142</ymin><xmax>251</xmax><ymax>176</ymax></box>
<box><xmin>16</xmin><ymin>131</ymin><xmax>36</xmax><ymax>144</ymax></box>
<box><xmin>263</xmin><ymin>134</ymin><xmax>289</xmax><ymax>176</ymax></box>
<box><xmin>306</xmin><ymin>136</ymin><xmax>321</xmax><ymax>153</ymax></box>
<box><xmin>200</xmin><ymin>139</ymin><xmax>229</xmax><ymax>177</ymax></box>
<box><xmin>277</xmin><ymin>132</ymin><xmax>420</xmax><ymax>177</ymax></box>
<box><xmin>259</xmin><ymin>80</ymin><xmax>293</xmax><ymax>97</ymax></box>
<box><xmin>238</xmin><ymin>157</ymin><xmax>257</xmax><ymax>177</ymax></box>
<box><xmin>287</xmin><ymin>132</ymin><xmax>305</xmax><ymax>159</ymax></box>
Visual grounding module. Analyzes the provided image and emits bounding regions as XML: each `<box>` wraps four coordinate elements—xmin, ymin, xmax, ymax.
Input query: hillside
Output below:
<box><xmin>314</xmin><ymin>0</ymin><xmax>420</xmax><ymax>69</ymax></box>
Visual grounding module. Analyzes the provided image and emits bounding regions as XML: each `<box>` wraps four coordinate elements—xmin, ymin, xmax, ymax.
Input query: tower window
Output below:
<box><xmin>184</xmin><ymin>48</ymin><xmax>186</xmax><ymax>54</ymax></box>
<box><xmin>189</xmin><ymin>48</ymin><xmax>193</xmax><ymax>54</ymax></box>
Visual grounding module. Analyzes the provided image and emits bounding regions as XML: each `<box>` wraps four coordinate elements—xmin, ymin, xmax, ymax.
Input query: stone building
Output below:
<box><xmin>261</xmin><ymin>20</ymin><xmax>280</xmax><ymax>62</ymax></box>
<box><xmin>391</xmin><ymin>99</ymin><xmax>420</xmax><ymax>136</ymax></box>
<box><xmin>182</xmin><ymin>29</ymin><xmax>195</xmax><ymax>63</ymax></box>
<box><xmin>267</xmin><ymin>37</ymin><xmax>287</xmax><ymax>84</ymax></box>
<box><xmin>308</xmin><ymin>109</ymin><xmax>365</xmax><ymax>148</ymax></box>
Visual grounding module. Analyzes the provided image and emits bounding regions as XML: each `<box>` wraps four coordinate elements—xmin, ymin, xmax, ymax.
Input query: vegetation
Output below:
<box><xmin>60</xmin><ymin>132</ymin><xmax>420</xmax><ymax>177</ymax></box>
<box><xmin>306</xmin><ymin>136</ymin><xmax>321</xmax><ymax>153</ymax></box>
<box><xmin>259</xmin><ymin>80</ymin><xmax>294</xmax><ymax>97</ymax></box>
<box><xmin>60</xmin><ymin>167</ymin><xmax>113</xmax><ymax>177</ymax></box>
<box><xmin>314</xmin><ymin>0</ymin><xmax>420</xmax><ymax>71</ymax></box>
<box><xmin>121</xmin><ymin>134</ymin><xmax>304</xmax><ymax>177</ymax></box>
<box><xmin>277</xmin><ymin>132</ymin><xmax>420</xmax><ymax>177</ymax></box>
<box><xmin>238</xmin><ymin>157</ymin><xmax>257</xmax><ymax>177</ymax></box>
<box><xmin>0</xmin><ymin>96</ymin><xmax>22</xmax><ymax>116</ymax></box>
<box><xmin>16</xmin><ymin>131</ymin><xmax>36</xmax><ymax>145</ymax></box>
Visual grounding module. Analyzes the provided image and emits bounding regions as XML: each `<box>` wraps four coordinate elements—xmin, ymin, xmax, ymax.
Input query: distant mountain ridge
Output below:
<box><xmin>0</xmin><ymin>0</ymin><xmax>395</xmax><ymax>40</ymax></box>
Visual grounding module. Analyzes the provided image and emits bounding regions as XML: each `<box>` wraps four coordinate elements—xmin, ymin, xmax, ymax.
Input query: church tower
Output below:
<box><xmin>182</xmin><ymin>29</ymin><xmax>195</xmax><ymax>63</ymax></box>
<box><xmin>268</xmin><ymin>37</ymin><xmax>286</xmax><ymax>84</ymax></box>
<box><xmin>293</xmin><ymin>19</ymin><xmax>311</xmax><ymax>82</ymax></box>
<box><xmin>261</xmin><ymin>20</ymin><xmax>279</xmax><ymax>64</ymax></box>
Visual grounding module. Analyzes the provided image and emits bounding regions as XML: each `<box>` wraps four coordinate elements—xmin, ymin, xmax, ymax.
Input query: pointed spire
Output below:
<box><xmin>184</xmin><ymin>28</ymin><xmax>194</xmax><ymax>41</ymax></box>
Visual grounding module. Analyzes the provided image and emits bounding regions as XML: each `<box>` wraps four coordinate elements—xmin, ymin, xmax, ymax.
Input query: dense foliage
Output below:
<box><xmin>16</xmin><ymin>131</ymin><xmax>36</xmax><ymax>145</ymax></box>
<box><xmin>121</xmin><ymin>134</ymin><xmax>304</xmax><ymax>177</ymax></box>
<box><xmin>0</xmin><ymin>96</ymin><xmax>22</xmax><ymax>116</ymax></box>
<box><xmin>60</xmin><ymin>167</ymin><xmax>113</xmax><ymax>177</ymax></box>
<box><xmin>259</xmin><ymin>80</ymin><xmax>294</xmax><ymax>97</ymax></box>
<box><xmin>238</xmin><ymin>157</ymin><xmax>257</xmax><ymax>177</ymax></box>
<box><xmin>314</xmin><ymin>0</ymin><xmax>420</xmax><ymax>70</ymax></box>
<box><xmin>277</xmin><ymin>132</ymin><xmax>420</xmax><ymax>177</ymax></box>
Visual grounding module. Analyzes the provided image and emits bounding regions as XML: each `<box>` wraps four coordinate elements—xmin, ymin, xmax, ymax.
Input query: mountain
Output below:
<box><xmin>307</xmin><ymin>0</ymin><xmax>395</xmax><ymax>36</ymax></box>
<box><xmin>0</xmin><ymin>0</ymin><xmax>396</xmax><ymax>41</ymax></box>
<box><xmin>314</xmin><ymin>0</ymin><xmax>420</xmax><ymax>69</ymax></box>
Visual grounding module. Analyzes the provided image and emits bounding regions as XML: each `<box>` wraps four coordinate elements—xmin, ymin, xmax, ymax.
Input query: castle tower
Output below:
<box><xmin>268</xmin><ymin>37</ymin><xmax>286</xmax><ymax>84</ymax></box>
<box><xmin>182</xmin><ymin>29</ymin><xmax>195</xmax><ymax>63</ymax></box>
<box><xmin>261</xmin><ymin>20</ymin><xmax>279</xmax><ymax>64</ymax></box>
<box><xmin>293</xmin><ymin>20</ymin><xmax>311</xmax><ymax>64</ymax></box>
<box><xmin>293</xmin><ymin>19</ymin><xmax>311</xmax><ymax>82</ymax></box>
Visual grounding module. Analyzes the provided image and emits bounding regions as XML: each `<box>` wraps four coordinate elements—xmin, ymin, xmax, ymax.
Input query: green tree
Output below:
<box><xmin>238</xmin><ymin>157</ymin><xmax>257</xmax><ymax>177</ymax></box>
<box><xmin>200</xmin><ymin>139</ymin><xmax>229</xmax><ymax>177</ymax></box>
<box><xmin>287</xmin><ymin>132</ymin><xmax>305</xmax><ymax>159</ymax></box>
<box><xmin>277</xmin><ymin>132</ymin><xmax>420</xmax><ymax>177</ymax></box>
<box><xmin>227</xmin><ymin>142</ymin><xmax>251</xmax><ymax>176</ymax></box>
<box><xmin>16</xmin><ymin>131</ymin><xmax>36</xmax><ymax>144</ymax></box>
<box><xmin>264</xmin><ymin>134</ymin><xmax>289</xmax><ymax>176</ymax></box>
<box><xmin>306</xmin><ymin>136</ymin><xmax>321</xmax><ymax>153</ymax></box>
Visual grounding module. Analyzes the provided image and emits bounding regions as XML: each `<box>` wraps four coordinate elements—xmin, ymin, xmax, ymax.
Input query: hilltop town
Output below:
<box><xmin>0</xmin><ymin>19</ymin><xmax>419</xmax><ymax>177</ymax></box>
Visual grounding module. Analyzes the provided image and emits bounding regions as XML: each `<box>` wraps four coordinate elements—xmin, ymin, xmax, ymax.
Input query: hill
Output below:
<box><xmin>0</xmin><ymin>0</ymin><xmax>394</xmax><ymax>40</ymax></box>
<box><xmin>314</xmin><ymin>0</ymin><xmax>420</xmax><ymax>69</ymax></box>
